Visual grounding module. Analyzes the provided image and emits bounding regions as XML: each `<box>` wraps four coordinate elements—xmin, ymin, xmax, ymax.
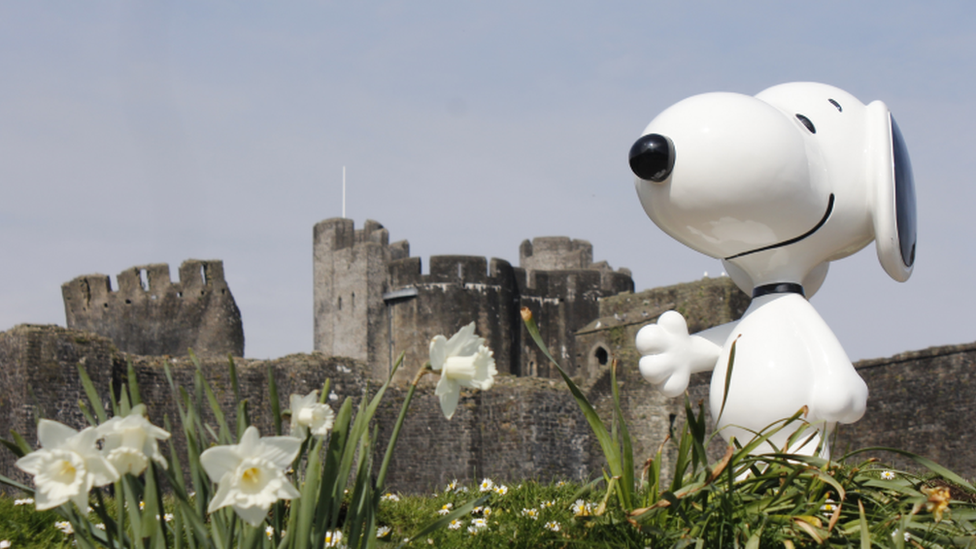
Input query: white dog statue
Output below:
<box><xmin>629</xmin><ymin>82</ymin><xmax>916</xmax><ymax>456</ymax></box>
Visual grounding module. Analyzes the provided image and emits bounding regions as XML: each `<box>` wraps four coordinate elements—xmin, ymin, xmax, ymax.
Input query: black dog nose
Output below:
<box><xmin>629</xmin><ymin>133</ymin><xmax>675</xmax><ymax>182</ymax></box>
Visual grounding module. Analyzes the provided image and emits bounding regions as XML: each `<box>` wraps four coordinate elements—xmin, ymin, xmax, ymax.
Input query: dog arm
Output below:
<box><xmin>636</xmin><ymin>311</ymin><xmax>735</xmax><ymax>397</ymax></box>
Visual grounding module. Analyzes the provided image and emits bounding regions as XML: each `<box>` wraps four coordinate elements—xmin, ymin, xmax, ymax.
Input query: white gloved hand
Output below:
<box><xmin>635</xmin><ymin>311</ymin><xmax>695</xmax><ymax>397</ymax></box>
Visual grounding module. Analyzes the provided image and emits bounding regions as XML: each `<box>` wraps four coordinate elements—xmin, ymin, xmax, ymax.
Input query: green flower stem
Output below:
<box><xmin>520</xmin><ymin>307</ymin><xmax>632</xmax><ymax>510</ymax></box>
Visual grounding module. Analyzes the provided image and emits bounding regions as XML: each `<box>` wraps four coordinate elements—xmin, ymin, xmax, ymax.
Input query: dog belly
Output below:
<box><xmin>709</xmin><ymin>294</ymin><xmax>861</xmax><ymax>452</ymax></box>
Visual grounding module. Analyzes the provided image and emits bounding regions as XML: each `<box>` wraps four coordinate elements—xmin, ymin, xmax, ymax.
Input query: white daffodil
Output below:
<box><xmin>289</xmin><ymin>391</ymin><xmax>335</xmax><ymax>439</ymax></box>
<box><xmin>199</xmin><ymin>426</ymin><xmax>302</xmax><ymax>526</ymax></box>
<box><xmin>430</xmin><ymin>323</ymin><xmax>497</xmax><ymax>420</ymax></box>
<box><xmin>96</xmin><ymin>404</ymin><xmax>170</xmax><ymax>476</ymax></box>
<box><xmin>15</xmin><ymin>420</ymin><xmax>119</xmax><ymax>511</ymax></box>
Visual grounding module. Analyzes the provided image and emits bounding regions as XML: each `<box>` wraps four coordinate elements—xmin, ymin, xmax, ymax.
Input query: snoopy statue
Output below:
<box><xmin>628</xmin><ymin>82</ymin><xmax>916</xmax><ymax>457</ymax></box>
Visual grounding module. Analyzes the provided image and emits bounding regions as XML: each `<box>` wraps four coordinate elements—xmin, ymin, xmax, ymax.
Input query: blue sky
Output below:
<box><xmin>2</xmin><ymin>2</ymin><xmax>974</xmax><ymax>361</ymax></box>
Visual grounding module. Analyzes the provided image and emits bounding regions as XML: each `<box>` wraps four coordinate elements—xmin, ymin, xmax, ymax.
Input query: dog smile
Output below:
<box><xmin>724</xmin><ymin>193</ymin><xmax>835</xmax><ymax>260</ymax></box>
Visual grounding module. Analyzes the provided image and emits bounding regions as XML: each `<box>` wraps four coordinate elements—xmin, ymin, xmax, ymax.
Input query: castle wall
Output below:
<box><xmin>575</xmin><ymin>277</ymin><xmax>751</xmax><ymax>380</ymax></box>
<box><xmin>515</xmin><ymin>268</ymin><xmax>633</xmax><ymax>379</ymax></box>
<box><xmin>312</xmin><ymin>220</ymin><xmax>636</xmax><ymax>385</ymax></box>
<box><xmin>3</xmin><ymin>323</ymin><xmax>976</xmax><ymax>496</ymax></box>
<box><xmin>0</xmin><ymin>324</ymin><xmax>598</xmax><ymax>495</ymax></box>
<box><xmin>836</xmin><ymin>343</ymin><xmax>976</xmax><ymax>473</ymax></box>
<box><xmin>61</xmin><ymin>260</ymin><xmax>244</xmax><ymax>357</ymax></box>
<box><xmin>386</xmin><ymin>255</ymin><xmax>520</xmax><ymax>383</ymax></box>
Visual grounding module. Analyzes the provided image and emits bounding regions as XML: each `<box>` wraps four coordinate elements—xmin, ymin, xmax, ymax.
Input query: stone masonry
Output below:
<box><xmin>9</xmin><ymin>217</ymin><xmax>973</xmax><ymax>494</ymax></box>
<box><xmin>62</xmin><ymin>259</ymin><xmax>244</xmax><ymax>358</ymax></box>
<box><xmin>3</xmin><ymin>320</ymin><xmax>976</xmax><ymax>495</ymax></box>
<box><xmin>313</xmin><ymin>219</ymin><xmax>633</xmax><ymax>383</ymax></box>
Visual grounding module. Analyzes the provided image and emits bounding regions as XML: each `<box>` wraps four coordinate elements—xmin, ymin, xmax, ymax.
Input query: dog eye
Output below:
<box><xmin>828</xmin><ymin>98</ymin><xmax>842</xmax><ymax>112</ymax></box>
<box><xmin>795</xmin><ymin>114</ymin><xmax>816</xmax><ymax>133</ymax></box>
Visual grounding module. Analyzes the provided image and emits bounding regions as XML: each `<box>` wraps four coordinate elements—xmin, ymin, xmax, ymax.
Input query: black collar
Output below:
<box><xmin>752</xmin><ymin>282</ymin><xmax>805</xmax><ymax>299</ymax></box>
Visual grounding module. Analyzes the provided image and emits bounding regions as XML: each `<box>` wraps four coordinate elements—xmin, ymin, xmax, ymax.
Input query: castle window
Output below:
<box><xmin>594</xmin><ymin>346</ymin><xmax>609</xmax><ymax>366</ymax></box>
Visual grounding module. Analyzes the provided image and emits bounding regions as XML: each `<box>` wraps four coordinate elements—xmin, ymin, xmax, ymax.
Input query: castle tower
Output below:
<box><xmin>313</xmin><ymin>218</ymin><xmax>409</xmax><ymax>380</ymax></box>
<box><xmin>519</xmin><ymin>237</ymin><xmax>594</xmax><ymax>271</ymax></box>
<box><xmin>516</xmin><ymin>237</ymin><xmax>633</xmax><ymax>378</ymax></box>
<box><xmin>61</xmin><ymin>259</ymin><xmax>244</xmax><ymax>357</ymax></box>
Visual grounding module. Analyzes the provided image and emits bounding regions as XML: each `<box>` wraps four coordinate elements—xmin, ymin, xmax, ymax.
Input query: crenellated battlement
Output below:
<box><xmin>311</xmin><ymin>220</ymin><xmax>641</xmax><ymax>382</ymax></box>
<box><xmin>389</xmin><ymin>255</ymin><xmax>514</xmax><ymax>288</ymax></box>
<box><xmin>313</xmin><ymin>218</ymin><xmax>409</xmax><ymax>258</ymax></box>
<box><xmin>61</xmin><ymin>259</ymin><xmax>243</xmax><ymax>358</ymax></box>
<box><xmin>520</xmin><ymin>237</ymin><xmax>594</xmax><ymax>270</ymax></box>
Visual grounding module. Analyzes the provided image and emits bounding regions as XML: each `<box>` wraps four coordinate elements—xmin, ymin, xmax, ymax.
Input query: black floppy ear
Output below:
<box><xmin>869</xmin><ymin>100</ymin><xmax>916</xmax><ymax>282</ymax></box>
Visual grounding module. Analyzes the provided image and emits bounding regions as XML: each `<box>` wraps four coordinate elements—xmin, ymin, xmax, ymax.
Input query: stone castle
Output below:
<box><xmin>312</xmin><ymin>218</ymin><xmax>635</xmax><ymax>383</ymax></box>
<box><xmin>61</xmin><ymin>259</ymin><xmax>243</xmax><ymax>358</ymax></box>
<box><xmin>0</xmin><ymin>217</ymin><xmax>973</xmax><ymax>493</ymax></box>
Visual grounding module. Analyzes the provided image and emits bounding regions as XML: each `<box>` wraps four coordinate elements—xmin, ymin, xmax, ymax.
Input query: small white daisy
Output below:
<box><xmin>380</xmin><ymin>493</ymin><xmax>400</xmax><ymax>502</ymax></box>
<box><xmin>544</xmin><ymin>521</ymin><xmax>561</xmax><ymax>532</ymax></box>
<box><xmin>494</xmin><ymin>484</ymin><xmax>508</xmax><ymax>496</ymax></box>
<box><xmin>881</xmin><ymin>470</ymin><xmax>896</xmax><ymax>480</ymax></box>
<box><xmin>376</xmin><ymin>525</ymin><xmax>391</xmax><ymax>538</ymax></box>
<box><xmin>479</xmin><ymin>478</ymin><xmax>494</xmax><ymax>492</ymax></box>
<box><xmin>448</xmin><ymin>519</ymin><xmax>462</xmax><ymax>530</ymax></box>
<box><xmin>820</xmin><ymin>499</ymin><xmax>838</xmax><ymax>517</ymax></box>
<box><xmin>324</xmin><ymin>530</ymin><xmax>343</xmax><ymax>548</ymax></box>
<box><xmin>437</xmin><ymin>503</ymin><xmax>454</xmax><ymax>516</ymax></box>
<box><xmin>521</xmin><ymin>508</ymin><xmax>539</xmax><ymax>520</ymax></box>
<box><xmin>571</xmin><ymin>499</ymin><xmax>593</xmax><ymax>517</ymax></box>
<box><xmin>470</xmin><ymin>518</ymin><xmax>487</xmax><ymax>528</ymax></box>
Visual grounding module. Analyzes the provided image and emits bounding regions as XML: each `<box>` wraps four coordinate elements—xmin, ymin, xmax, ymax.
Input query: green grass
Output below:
<box><xmin>4</xmin><ymin>463</ymin><xmax>976</xmax><ymax>549</ymax></box>
<box><xmin>374</xmin><ymin>479</ymin><xmax>637</xmax><ymax>548</ymax></box>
